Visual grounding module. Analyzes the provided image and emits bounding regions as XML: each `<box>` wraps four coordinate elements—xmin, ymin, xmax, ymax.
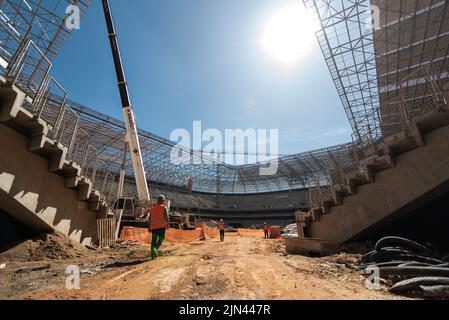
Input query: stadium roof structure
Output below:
<box><xmin>0</xmin><ymin>0</ymin><xmax>91</xmax><ymax>63</ymax></box>
<box><xmin>0</xmin><ymin>0</ymin><xmax>448</xmax><ymax>195</ymax></box>
<box><xmin>304</xmin><ymin>0</ymin><xmax>449</xmax><ymax>145</ymax></box>
<box><xmin>67</xmin><ymin>100</ymin><xmax>357</xmax><ymax>194</ymax></box>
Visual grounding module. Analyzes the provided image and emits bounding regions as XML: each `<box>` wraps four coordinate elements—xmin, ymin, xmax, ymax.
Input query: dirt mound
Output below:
<box><xmin>0</xmin><ymin>232</ymin><xmax>88</xmax><ymax>262</ymax></box>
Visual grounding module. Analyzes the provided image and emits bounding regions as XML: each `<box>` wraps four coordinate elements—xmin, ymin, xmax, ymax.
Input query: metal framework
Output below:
<box><xmin>0</xmin><ymin>0</ymin><xmax>91</xmax><ymax>63</ymax></box>
<box><xmin>303</xmin><ymin>0</ymin><xmax>382</xmax><ymax>145</ymax></box>
<box><xmin>303</xmin><ymin>0</ymin><xmax>449</xmax><ymax>144</ymax></box>
<box><xmin>64</xmin><ymin>100</ymin><xmax>359</xmax><ymax>194</ymax></box>
<box><xmin>374</xmin><ymin>0</ymin><xmax>449</xmax><ymax>136</ymax></box>
<box><xmin>0</xmin><ymin>0</ymin><xmax>448</xmax><ymax>198</ymax></box>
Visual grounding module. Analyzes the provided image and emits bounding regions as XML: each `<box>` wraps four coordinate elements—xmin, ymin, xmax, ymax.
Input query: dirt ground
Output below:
<box><xmin>1</xmin><ymin>233</ymin><xmax>408</xmax><ymax>300</ymax></box>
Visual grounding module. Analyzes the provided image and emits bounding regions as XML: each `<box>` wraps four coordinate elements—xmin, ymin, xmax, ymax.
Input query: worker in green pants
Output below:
<box><xmin>146</xmin><ymin>195</ymin><xmax>170</xmax><ymax>260</ymax></box>
<box><xmin>151</xmin><ymin>228</ymin><xmax>166</xmax><ymax>259</ymax></box>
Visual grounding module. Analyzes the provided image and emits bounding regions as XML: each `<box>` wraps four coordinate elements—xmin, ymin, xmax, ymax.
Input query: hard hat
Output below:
<box><xmin>157</xmin><ymin>195</ymin><xmax>166</xmax><ymax>203</ymax></box>
<box><xmin>220</xmin><ymin>219</ymin><xmax>223</xmax><ymax>222</ymax></box>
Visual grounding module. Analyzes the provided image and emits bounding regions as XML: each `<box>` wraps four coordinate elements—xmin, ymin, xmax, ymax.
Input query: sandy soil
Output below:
<box><xmin>3</xmin><ymin>233</ymin><xmax>407</xmax><ymax>300</ymax></box>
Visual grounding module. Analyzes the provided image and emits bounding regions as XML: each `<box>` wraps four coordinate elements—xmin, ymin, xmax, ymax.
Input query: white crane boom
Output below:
<box><xmin>101</xmin><ymin>0</ymin><xmax>150</xmax><ymax>204</ymax></box>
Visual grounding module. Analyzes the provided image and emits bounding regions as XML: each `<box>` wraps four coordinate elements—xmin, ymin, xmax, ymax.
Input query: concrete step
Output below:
<box><xmin>345</xmin><ymin>167</ymin><xmax>373</xmax><ymax>187</ymax></box>
<box><xmin>384</xmin><ymin>125</ymin><xmax>424</xmax><ymax>157</ymax></box>
<box><xmin>415</xmin><ymin>109</ymin><xmax>449</xmax><ymax>135</ymax></box>
<box><xmin>88</xmin><ymin>190</ymin><xmax>102</xmax><ymax>212</ymax></box>
<box><xmin>28</xmin><ymin>135</ymin><xmax>68</xmax><ymax>172</ymax></box>
<box><xmin>65</xmin><ymin>176</ymin><xmax>82</xmax><ymax>189</ymax></box>
<box><xmin>59</xmin><ymin>160</ymin><xmax>82</xmax><ymax>179</ymax></box>
<box><xmin>301</xmin><ymin>110</ymin><xmax>449</xmax><ymax>247</ymax></box>
<box><xmin>331</xmin><ymin>184</ymin><xmax>352</xmax><ymax>206</ymax></box>
<box><xmin>97</xmin><ymin>203</ymin><xmax>110</xmax><ymax>220</ymax></box>
<box><xmin>77</xmin><ymin>178</ymin><xmax>93</xmax><ymax>201</ymax></box>
<box><xmin>285</xmin><ymin>237</ymin><xmax>337</xmax><ymax>256</ymax></box>
<box><xmin>360</xmin><ymin>153</ymin><xmax>395</xmax><ymax>173</ymax></box>
<box><xmin>0</xmin><ymin>78</ymin><xmax>111</xmax><ymax>246</ymax></box>
<box><xmin>0</xmin><ymin>85</ymin><xmax>49</xmax><ymax>138</ymax></box>
<box><xmin>1</xmin><ymin>81</ymin><xmax>110</xmax><ymax>212</ymax></box>
<box><xmin>305</xmin><ymin>121</ymin><xmax>449</xmax><ymax>247</ymax></box>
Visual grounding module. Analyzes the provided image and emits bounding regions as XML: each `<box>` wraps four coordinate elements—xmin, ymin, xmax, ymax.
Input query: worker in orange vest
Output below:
<box><xmin>147</xmin><ymin>195</ymin><xmax>170</xmax><ymax>260</ymax></box>
<box><xmin>218</xmin><ymin>219</ymin><xmax>225</xmax><ymax>242</ymax></box>
<box><xmin>264</xmin><ymin>222</ymin><xmax>269</xmax><ymax>240</ymax></box>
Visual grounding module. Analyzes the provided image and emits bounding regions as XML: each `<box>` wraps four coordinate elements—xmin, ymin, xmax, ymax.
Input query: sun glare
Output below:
<box><xmin>260</xmin><ymin>2</ymin><xmax>316</xmax><ymax>68</ymax></box>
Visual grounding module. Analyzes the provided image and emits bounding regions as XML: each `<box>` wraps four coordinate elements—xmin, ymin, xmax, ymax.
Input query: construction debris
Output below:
<box><xmin>282</xmin><ymin>224</ymin><xmax>298</xmax><ymax>238</ymax></box>
<box><xmin>0</xmin><ymin>232</ymin><xmax>88</xmax><ymax>263</ymax></box>
<box><xmin>15</xmin><ymin>264</ymin><xmax>51</xmax><ymax>274</ymax></box>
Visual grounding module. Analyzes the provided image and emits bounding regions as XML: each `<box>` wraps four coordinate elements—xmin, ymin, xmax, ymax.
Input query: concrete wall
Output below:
<box><xmin>0</xmin><ymin>123</ymin><xmax>98</xmax><ymax>245</ymax></box>
<box><xmin>309</xmin><ymin>123</ymin><xmax>449</xmax><ymax>245</ymax></box>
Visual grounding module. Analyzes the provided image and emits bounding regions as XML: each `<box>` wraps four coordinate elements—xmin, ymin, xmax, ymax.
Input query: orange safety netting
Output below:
<box><xmin>236</xmin><ymin>228</ymin><xmax>282</xmax><ymax>239</ymax></box>
<box><xmin>120</xmin><ymin>227</ymin><xmax>151</xmax><ymax>244</ymax></box>
<box><xmin>120</xmin><ymin>226</ymin><xmax>218</xmax><ymax>244</ymax></box>
<box><xmin>165</xmin><ymin>228</ymin><xmax>205</xmax><ymax>243</ymax></box>
<box><xmin>268</xmin><ymin>226</ymin><xmax>282</xmax><ymax>239</ymax></box>
<box><xmin>237</xmin><ymin>228</ymin><xmax>264</xmax><ymax>237</ymax></box>
<box><xmin>202</xmin><ymin>224</ymin><xmax>219</xmax><ymax>239</ymax></box>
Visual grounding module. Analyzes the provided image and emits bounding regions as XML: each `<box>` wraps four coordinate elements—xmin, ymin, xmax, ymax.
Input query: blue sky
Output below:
<box><xmin>52</xmin><ymin>0</ymin><xmax>352</xmax><ymax>157</ymax></box>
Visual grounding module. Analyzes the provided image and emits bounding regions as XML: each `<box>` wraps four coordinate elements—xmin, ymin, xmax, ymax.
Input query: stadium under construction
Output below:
<box><xmin>0</xmin><ymin>0</ymin><xmax>449</xmax><ymax>301</ymax></box>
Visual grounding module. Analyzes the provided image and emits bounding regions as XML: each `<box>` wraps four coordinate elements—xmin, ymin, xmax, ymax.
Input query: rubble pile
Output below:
<box><xmin>0</xmin><ymin>232</ymin><xmax>88</xmax><ymax>263</ymax></box>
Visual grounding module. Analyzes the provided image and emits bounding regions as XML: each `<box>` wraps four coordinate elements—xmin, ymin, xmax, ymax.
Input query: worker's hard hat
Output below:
<box><xmin>220</xmin><ymin>219</ymin><xmax>223</xmax><ymax>222</ymax></box>
<box><xmin>157</xmin><ymin>195</ymin><xmax>166</xmax><ymax>203</ymax></box>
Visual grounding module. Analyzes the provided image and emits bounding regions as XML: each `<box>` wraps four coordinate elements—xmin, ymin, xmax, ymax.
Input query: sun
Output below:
<box><xmin>260</xmin><ymin>2</ymin><xmax>316</xmax><ymax>68</ymax></box>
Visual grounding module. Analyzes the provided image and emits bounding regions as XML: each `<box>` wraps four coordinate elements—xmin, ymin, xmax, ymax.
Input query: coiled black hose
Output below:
<box><xmin>379</xmin><ymin>266</ymin><xmax>449</xmax><ymax>278</ymax></box>
<box><xmin>391</xmin><ymin>277</ymin><xmax>449</xmax><ymax>294</ymax></box>
<box><xmin>356</xmin><ymin>236</ymin><xmax>449</xmax><ymax>298</ymax></box>
<box><xmin>375</xmin><ymin>237</ymin><xmax>433</xmax><ymax>254</ymax></box>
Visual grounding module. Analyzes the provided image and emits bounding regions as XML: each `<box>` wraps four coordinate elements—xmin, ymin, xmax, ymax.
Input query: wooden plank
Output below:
<box><xmin>97</xmin><ymin>218</ymin><xmax>116</xmax><ymax>248</ymax></box>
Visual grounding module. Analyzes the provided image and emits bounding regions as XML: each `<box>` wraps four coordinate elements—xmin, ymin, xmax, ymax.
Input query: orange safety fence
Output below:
<box><xmin>236</xmin><ymin>228</ymin><xmax>282</xmax><ymax>239</ymax></box>
<box><xmin>268</xmin><ymin>226</ymin><xmax>282</xmax><ymax>239</ymax></box>
<box><xmin>165</xmin><ymin>228</ymin><xmax>205</xmax><ymax>243</ymax></box>
<box><xmin>120</xmin><ymin>227</ymin><xmax>206</xmax><ymax>244</ymax></box>
<box><xmin>237</xmin><ymin>228</ymin><xmax>264</xmax><ymax>237</ymax></box>
<box><xmin>120</xmin><ymin>227</ymin><xmax>151</xmax><ymax>244</ymax></box>
<box><xmin>202</xmin><ymin>224</ymin><xmax>218</xmax><ymax>239</ymax></box>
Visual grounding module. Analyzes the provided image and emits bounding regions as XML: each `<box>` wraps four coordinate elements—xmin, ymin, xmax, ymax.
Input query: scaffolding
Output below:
<box><xmin>0</xmin><ymin>0</ymin><xmax>91</xmax><ymax>63</ymax></box>
<box><xmin>303</xmin><ymin>0</ymin><xmax>449</xmax><ymax>145</ymax></box>
<box><xmin>303</xmin><ymin>0</ymin><xmax>382</xmax><ymax>146</ymax></box>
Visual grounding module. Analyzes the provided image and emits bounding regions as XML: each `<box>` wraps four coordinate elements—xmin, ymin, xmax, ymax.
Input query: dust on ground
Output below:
<box><xmin>1</xmin><ymin>232</ymin><xmax>409</xmax><ymax>300</ymax></box>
